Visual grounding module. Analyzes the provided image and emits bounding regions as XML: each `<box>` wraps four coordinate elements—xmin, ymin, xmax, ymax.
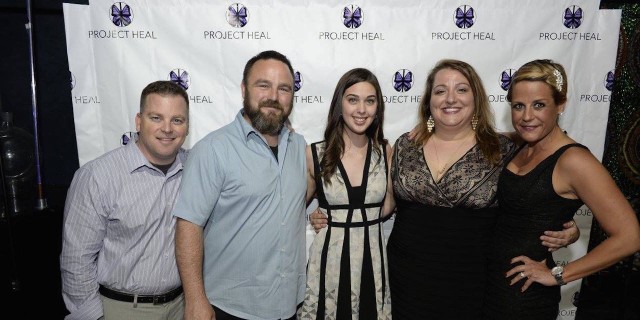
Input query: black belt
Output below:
<box><xmin>99</xmin><ymin>285</ymin><xmax>183</xmax><ymax>305</ymax></box>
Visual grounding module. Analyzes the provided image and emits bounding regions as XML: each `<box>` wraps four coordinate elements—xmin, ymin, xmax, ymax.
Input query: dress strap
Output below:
<box><xmin>544</xmin><ymin>143</ymin><xmax>589</xmax><ymax>171</ymax></box>
<box><xmin>311</xmin><ymin>142</ymin><xmax>329</xmax><ymax>208</ymax></box>
<box><xmin>555</xmin><ymin>143</ymin><xmax>588</xmax><ymax>155</ymax></box>
<box><xmin>382</xmin><ymin>140</ymin><xmax>389</xmax><ymax>178</ymax></box>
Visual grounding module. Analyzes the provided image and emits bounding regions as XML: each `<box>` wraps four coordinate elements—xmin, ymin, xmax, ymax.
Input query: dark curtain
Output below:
<box><xmin>575</xmin><ymin>3</ymin><xmax>640</xmax><ymax>320</ymax></box>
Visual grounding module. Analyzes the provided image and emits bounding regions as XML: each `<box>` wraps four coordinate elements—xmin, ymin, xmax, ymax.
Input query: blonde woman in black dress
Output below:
<box><xmin>483</xmin><ymin>59</ymin><xmax>640</xmax><ymax>319</ymax></box>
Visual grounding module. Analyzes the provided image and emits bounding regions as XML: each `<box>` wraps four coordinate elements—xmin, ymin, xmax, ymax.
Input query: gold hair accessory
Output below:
<box><xmin>427</xmin><ymin>115</ymin><xmax>435</xmax><ymax>133</ymax></box>
<box><xmin>553</xmin><ymin>69</ymin><xmax>563</xmax><ymax>92</ymax></box>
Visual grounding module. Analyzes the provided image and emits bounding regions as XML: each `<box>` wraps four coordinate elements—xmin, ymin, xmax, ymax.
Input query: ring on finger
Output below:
<box><xmin>519</xmin><ymin>272</ymin><xmax>526</xmax><ymax>278</ymax></box>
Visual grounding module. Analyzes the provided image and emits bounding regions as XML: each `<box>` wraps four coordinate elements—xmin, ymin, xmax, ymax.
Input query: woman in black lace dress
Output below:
<box><xmin>386</xmin><ymin>59</ymin><xmax>583</xmax><ymax>319</ymax></box>
<box><xmin>482</xmin><ymin>60</ymin><xmax>640</xmax><ymax>320</ymax></box>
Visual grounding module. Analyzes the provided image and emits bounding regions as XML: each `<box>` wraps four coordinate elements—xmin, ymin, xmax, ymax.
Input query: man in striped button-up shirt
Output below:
<box><xmin>60</xmin><ymin>81</ymin><xmax>189</xmax><ymax>320</ymax></box>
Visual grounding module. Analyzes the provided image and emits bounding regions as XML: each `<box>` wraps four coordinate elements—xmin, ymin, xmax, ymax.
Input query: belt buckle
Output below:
<box><xmin>153</xmin><ymin>296</ymin><xmax>160</xmax><ymax>305</ymax></box>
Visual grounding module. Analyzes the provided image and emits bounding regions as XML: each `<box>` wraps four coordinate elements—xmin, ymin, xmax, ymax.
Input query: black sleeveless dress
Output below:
<box><xmin>483</xmin><ymin>144</ymin><xmax>585</xmax><ymax>320</ymax></box>
<box><xmin>387</xmin><ymin>133</ymin><xmax>515</xmax><ymax>319</ymax></box>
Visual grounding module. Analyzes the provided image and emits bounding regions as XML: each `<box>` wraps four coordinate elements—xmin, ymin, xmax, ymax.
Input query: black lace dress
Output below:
<box><xmin>387</xmin><ymin>133</ymin><xmax>515</xmax><ymax>319</ymax></box>
<box><xmin>482</xmin><ymin>144</ymin><xmax>585</xmax><ymax>320</ymax></box>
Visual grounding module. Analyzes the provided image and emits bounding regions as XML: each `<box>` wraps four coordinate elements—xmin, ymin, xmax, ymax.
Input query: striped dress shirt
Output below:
<box><xmin>60</xmin><ymin>141</ymin><xmax>187</xmax><ymax>320</ymax></box>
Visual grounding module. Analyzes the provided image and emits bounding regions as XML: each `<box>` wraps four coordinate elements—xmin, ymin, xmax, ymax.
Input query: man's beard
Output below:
<box><xmin>243</xmin><ymin>98</ymin><xmax>290</xmax><ymax>135</ymax></box>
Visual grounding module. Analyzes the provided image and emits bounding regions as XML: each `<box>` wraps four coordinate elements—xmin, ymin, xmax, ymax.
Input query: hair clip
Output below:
<box><xmin>553</xmin><ymin>69</ymin><xmax>563</xmax><ymax>92</ymax></box>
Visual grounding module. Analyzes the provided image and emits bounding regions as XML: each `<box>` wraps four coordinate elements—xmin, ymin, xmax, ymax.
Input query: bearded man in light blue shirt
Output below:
<box><xmin>172</xmin><ymin>50</ymin><xmax>308</xmax><ymax>320</ymax></box>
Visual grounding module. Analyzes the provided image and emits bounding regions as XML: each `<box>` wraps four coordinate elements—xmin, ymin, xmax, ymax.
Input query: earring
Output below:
<box><xmin>427</xmin><ymin>115</ymin><xmax>435</xmax><ymax>133</ymax></box>
<box><xmin>471</xmin><ymin>114</ymin><xmax>478</xmax><ymax>131</ymax></box>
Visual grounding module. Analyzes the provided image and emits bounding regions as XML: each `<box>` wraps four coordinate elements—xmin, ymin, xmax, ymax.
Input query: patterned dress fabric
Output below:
<box><xmin>299</xmin><ymin>140</ymin><xmax>391</xmax><ymax>320</ymax></box>
<box><xmin>483</xmin><ymin>144</ymin><xmax>585</xmax><ymax>320</ymax></box>
<box><xmin>387</xmin><ymin>133</ymin><xmax>515</xmax><ymax>319</ymax></box>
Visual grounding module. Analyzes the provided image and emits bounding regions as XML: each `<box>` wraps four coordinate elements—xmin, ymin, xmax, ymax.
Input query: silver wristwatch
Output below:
<box><xmin>551</xmin><ymin>266</ymin><xmax>566</xmax><ymax>286</ymax></box>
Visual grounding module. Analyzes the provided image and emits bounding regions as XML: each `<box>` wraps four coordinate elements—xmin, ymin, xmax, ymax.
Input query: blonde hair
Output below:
<box><xmin>507</xmin><ymin>59</ymin><xmax>568</xmax><ymax>105</ymax></box>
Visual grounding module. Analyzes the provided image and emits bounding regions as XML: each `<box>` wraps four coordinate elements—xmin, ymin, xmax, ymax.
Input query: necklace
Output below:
<box><xmin>431</xmin><ymin>131</ymin><xmax>474</xmax><ymax>178</ymax></box>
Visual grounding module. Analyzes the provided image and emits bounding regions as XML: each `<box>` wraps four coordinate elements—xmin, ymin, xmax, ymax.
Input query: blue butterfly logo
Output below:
<box><xmin>455</xmin><ymin>5</ymin><xmax>474</xmax><ymax>29</ymax></box>
<box><xmin>294</xmin><ymin>71</ymin><xmax>303</xmax><ymax>92</ymax></box>
<box><xmin>563</xmin><ymin>6</ymin><xmax>583</xmax><ymax>29</ymax></box>
<box><xmin>121</xmin><ymin>131</ymin><xmax>135</xmax><ymax>145</ymax></box>
<box><xmin>343</xmin><ymin>5</ymin><xmax>362</xmax><ymax>29</ymax></box>
<box><xmin>500</xmin><ymin>69</ymin><xmax>515</xmax><ymax>91</ymax></box>
<box><xmin>227</xmin><ymin>3</ymin><xmax>248</xmax><ymax>28</ymax></box>
<box><xmin>169</xmin><ymin>69</ymin><xmax>190</xmax><ymax>90</ymax></box>
<box><xmin>393</xmin><ymin>69</ymin><xmax>413</xmax><ymax>92</ymax></box>
<box><xmin>70</xmin><ymin>71</ymin><xmax>76</xmax><ymax>90</ymax></box>
<box><xmin>605</xmin><ymin>71</ymin><xmax>614</xmax><ymax>91</ymax></box>
<box><xmin>111</xmin><ymin>2</ymin><xmax>132</xmax><ymax>27</ymax></box>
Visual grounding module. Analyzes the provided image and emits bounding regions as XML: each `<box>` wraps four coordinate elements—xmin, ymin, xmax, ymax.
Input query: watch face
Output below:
<box><xmin>551</xmin><ymin>266</ymin><xmax>564</xmax><ymax>275</ymax></box>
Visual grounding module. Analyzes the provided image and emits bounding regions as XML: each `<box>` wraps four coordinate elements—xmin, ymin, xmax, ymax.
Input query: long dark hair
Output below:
<box><xmin>320</xmin><ymin>68</ymin><xmax>387</xmax><ymax>183</ymax></box>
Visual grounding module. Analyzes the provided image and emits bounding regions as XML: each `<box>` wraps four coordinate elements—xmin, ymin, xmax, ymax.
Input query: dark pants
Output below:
<box><xmin>212</xmin><ymin>305</ymin><xmax>296</xmax><ymax>320</ymax></box>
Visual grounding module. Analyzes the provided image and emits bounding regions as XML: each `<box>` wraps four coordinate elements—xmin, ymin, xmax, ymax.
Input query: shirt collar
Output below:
<box><xmin>124</xmin><ymin>135</ymin><xmax>186</xmax><ymax>176</ymax></box>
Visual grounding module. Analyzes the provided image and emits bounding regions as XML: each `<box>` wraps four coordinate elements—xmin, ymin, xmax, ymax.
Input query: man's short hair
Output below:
<box><xmin>242</xmin><ymin>50</ymin><xmax>295</xmax><ymax>86</ymax></box>
<box><xmin>139</xmin><ymin>80</ymin><xmax>189</xmax><ymax>113</ymax></box>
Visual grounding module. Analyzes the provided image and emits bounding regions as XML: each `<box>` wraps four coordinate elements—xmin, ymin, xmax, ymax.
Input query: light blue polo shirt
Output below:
<box><xmin>172</xmin><ymin>110</ymin><xmax>307</xmax><ymax>320</ymax></box>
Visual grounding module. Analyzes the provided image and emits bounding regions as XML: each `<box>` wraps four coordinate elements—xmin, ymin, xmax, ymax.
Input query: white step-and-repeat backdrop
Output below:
<box><xmin>64</xmin><ymin>1</ymin><xmax>620</xmax><ymax>319</ymax></box>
